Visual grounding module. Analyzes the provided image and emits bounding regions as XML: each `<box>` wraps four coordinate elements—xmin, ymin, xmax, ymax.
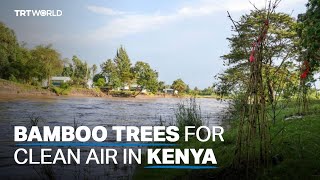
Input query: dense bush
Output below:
<box><xmin>110</xmin><ymin>90</ymin><xmax>135</xmax><ymax>97</ymax></box>
<box><xmin>174</xmin><ymin>98</ymin><xmax>203</xmax><ymax>136</ymax></box>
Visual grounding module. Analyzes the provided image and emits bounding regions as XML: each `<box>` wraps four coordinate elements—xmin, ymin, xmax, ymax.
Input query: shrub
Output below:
<box><xmin>51</xmin><ymin>83</ymin><xmax>71</xmax><ymax>95</ymax></box>
<box><xmin>110</xmin><ymin>90</ymin><xmax>135</xmax><ymax>97</ymax></box>
<box><xmin>60</xmin><ymin>82</ymin><xmax>70</xmax><ymax>89</ymax></box>
<box><xmin>175</xmin><ymin>98</ymin><xmax>203</xmax><ymax>136</ymax></box>
<box><xmin>94</xmin><ymin>78</ymin><xmax>106</xmax><ymax>87</ymax></box>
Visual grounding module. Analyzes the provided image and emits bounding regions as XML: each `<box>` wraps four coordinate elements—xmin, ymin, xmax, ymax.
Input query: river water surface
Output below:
<box><xmin>0</xmin><ymin>96</ymin><xmax>228</xmax><ymax>179</ymax></box>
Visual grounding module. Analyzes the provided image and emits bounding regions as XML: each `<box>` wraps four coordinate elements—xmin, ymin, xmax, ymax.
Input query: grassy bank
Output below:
<box><xmin>0</xmin><ymin>78</ymin><xmax>54</xmax><ymax>96</ymax></box>
<box><xmin>133</xmin><ymin>99</ymin><xmax>320</xmax><ymax>179</ymax></box>
<box><xmin>0</xmin><ymin>79</ymin><xmax>105</xmax><ymax>97</ymax></box>
<box><xmin>0</xmin><ymin>79</ymin><xmax>227</xmax><ymax>99</ymax></box>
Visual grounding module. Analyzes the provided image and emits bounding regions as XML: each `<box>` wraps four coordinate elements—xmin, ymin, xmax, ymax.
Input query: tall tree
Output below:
<box><xmin>172</xmin><ymin>78</ymin><xmax>187</xmax><ymax>93</ymax></box>
<box><xmin>71</xmin><ymin>55</ymin><xmax>88</xmax><ymax>86</ymax></box>
<box><xmin>0</xmin><ymin>22</ymin><xmax>19</xmax><ymax>79</ymax></box>
<box><xmin>301</xmin><ymin>0</ymin><xmax>320</xmax><ymax>71</ymax></box>
<box><xmin>30</xmin><ymin>45</ymin><xmax>63</xmax><ymax>85</ymax></box>
<box><xmin>91</xmin><ymin>64</ymin><xmax>97</xmax><ymax>77</ymax></box>
<box><xmin>132</xmin><ymin>61</ymin><xmax>159</xmax><ymax>95</ymax></box>
<box><xmin>62</xmin><ymin>64</ymin><xmax>73</xmax><ymax>77</ymax></box>
<box><xmin>15</xmin><ymin>44</ymin><xmax>33</xmax><ymax>83</ymax></box>
<box><xmin>218</xmin><ymin>11</ymin><xmax>299</xmax><ymax>102</ymax></box>
<box><xmin>295</xmin><ymin>0</ymin><xmax>320</xmax><ymax>113</ymax></box>
<box><xmin>114</xmin><ymin>46</ymin><xmax>133</xmax><ymax>87</ymax></box>
<box><xmin>101</xmin><ymin>59</ymin><xmax>121</xmax><ymax>89</ymax></box>
<box><xmin>158</xmin><ymin>81</ymin><xmax>166</xmax><ymax>92</ymax></box>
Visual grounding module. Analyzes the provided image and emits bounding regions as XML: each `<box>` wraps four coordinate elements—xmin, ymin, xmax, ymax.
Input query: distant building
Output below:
<box><xmin>117</xmin><ymin>84</ymin><xmax>148</xmax><ymax>94</ymax></box>
<box><xmin>42</xmin><ymin>76</ymin><xmax>71</xmax><ymax>87</ymax></box>
<box><xmin>163</xmin><ymin>88</ymin><xmax>178</xmax><ymax>95</ymax></box>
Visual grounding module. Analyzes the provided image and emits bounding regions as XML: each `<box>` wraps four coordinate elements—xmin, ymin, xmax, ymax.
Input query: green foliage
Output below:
<box><xmin>60</xmin><ymin>82</ymin><xmax>70</xmax><ymax>89</ymax></box>
<box><xmin>0</xmin><ymin>22</ymin><xmax>18</xmax><ymax>79</ymax></box>
<box><xmin>134</xmin><ymin>100</ymin><xmax>320</xmax><ymax>179</ymax></box>
<box><xmin>61</xmin><ymin>64</ymin><xmax>73</xmax><ymax>77</ymax></box>
<box><xmin>101</xmin><ymin>58</ymin><xmax>121</xmax><ymax>89</ymax></box>
<box><xmin>198</xmin><ymin>86</ymin><xmax>214</xmax><ymax>96</ymax></box>
<box><xmin>0</xmin><ymin>23</ymin><xmax>65</xmax><ymax>84</ymax></box>
<box><xmin>174</xmin><ymin>98</ymin><xmax>203</xmax><ymax>136</ymax></box>
<box><xmin>171</xmin><ymin>78</ymin><xmax>187</xmax><ymax>93</ymax></box>
<box><xmin>95</xmin><ymin>78</ymin><xmax>106</xmax><ymax>87</ymax></box>
<box><xmin>61</xmin><ymin>56</ymin><xmax>97</xmax><ymax>87</ymax></box>
<box><xmin>51</xmin><ymin>82</ymin><xmax>71</xmax><ymax>95</ymax></box>
<box><xmin>114</xmin><ymin>46</ymin><xmax>134</xmax><ymax>86</ymax></box>
<box><xmin>70</xmin><ymin>55</ymin><xmax>89</xmax><ymax>86</ymax></box>
<box><xmin>1</xmin><ymin>22</ymin><xmax>161</xmax><ymax>94</ymax></box>
<box><xmin>101</xmin><ymin>47</ymin><xmax>159</xmax><ymax>93</ymax></box>
<box><xmin>91</xmin><ymin>64</ymin><xmax>97</xmax><ymax>76</ymax></box>
<box><xmin>93</xmin><ymin>73</ymin><xmax>104</xmax><ymax>83</ymax></box>
<box><xmin>216</xmin><ymin>11</ymin><xmax>299</xmax><ymax>96</ymax></box>
<box><xmin>133</xmin><ymin>61</ymin><xmax>159</xmax><ymax>93</ymax></box>
<box><xmin>301</xmin><ymin>0</ymin><xmax>320</xmax><ymax>70</ymax></box>
<box><xmin>185</xmin><ymin>85</ymin><xmax>191</xmax><ymax>94</ymax></box>
<box><xmin>158</xmin><ymin>81</ymin><xmax>166</xmax><ymax>92</ymax></box>
<box><xmin>30</xmin><ymin>45</ymin><xmax>64</xmax><ymax>83</ymax></box>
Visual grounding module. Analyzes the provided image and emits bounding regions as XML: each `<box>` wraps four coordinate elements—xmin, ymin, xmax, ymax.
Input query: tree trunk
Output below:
<box><xmin>132</xmin><ymin>87</ymin><xmax>144</xmax><ymax>98</ymax></box>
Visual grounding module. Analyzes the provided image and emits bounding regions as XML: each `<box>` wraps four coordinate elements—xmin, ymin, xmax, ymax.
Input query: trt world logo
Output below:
<box><xmin>14</xmin><ymin>10</ymin><xmax>62</xmax><ymax>17</ymax></box>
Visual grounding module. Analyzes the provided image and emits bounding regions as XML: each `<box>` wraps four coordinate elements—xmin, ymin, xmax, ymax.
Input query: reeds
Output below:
<box><xmin>174</xmin><ymin>98</ymin><xmax>203</xmax><ymax>136</ymax></box>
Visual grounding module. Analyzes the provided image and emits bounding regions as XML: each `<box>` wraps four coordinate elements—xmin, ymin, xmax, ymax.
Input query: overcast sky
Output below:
<box><xmin>0</xmin><ymin>0</ymin><xmax>307</xmax><ymax>88</ymax></box>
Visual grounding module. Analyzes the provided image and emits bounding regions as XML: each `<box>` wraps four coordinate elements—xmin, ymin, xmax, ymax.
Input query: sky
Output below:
<box><xmin>0</xmin><ymin>0</ymin><xmax>308</xmax><ymax>88</ymax></box>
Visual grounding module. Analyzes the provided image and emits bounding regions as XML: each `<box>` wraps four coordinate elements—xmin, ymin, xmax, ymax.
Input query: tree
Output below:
<box><xmin>30</xmin><ymin>45</ymin><xmax>63</xmax><ymax>85</ymax></box>
<box><xmin>100</xmin><ymin>46</ymin><xmax>161</xmax><ymax>96</ymax></box>
<box><xmin>185</xmin><ymin>85</ymin><xmax>191</xmax><ymax>94</ymax></box>
<box><xmin>91</xmin><ymin>64</ymin><xmax>97</xmax><ymax>77</ymax></box>
<box><xmin>1</xmin><ymin>22</ymin><xmax>68</xmax><ymax>85</ymax></box>
<box><xmin>93</xmin><ymin>73</ymin><xmax>104</xmax><ymax>83</ymax></box>
<box><xmin>62</xmin><ymin>59</ymin><xmax>73</xmax><ymax>77</ymax></box>
<box><xmin>62</xmin><ymin>64</ymin><xmax>73</xmax><ymax>77</ymax></box>
<box><xmin>200</xmin><ymin>86</ymin><xmax>214</xmax><ymax>96</ymax></box>
<box><xmin>222</xmin><ymin>3</ymin><xmax>300</xmax><ymax>169</ymax></box>
<box><xmin>95</xmin><ymin>78</ymin><xmax>106</xmax><ymax>87</ymax></box>
<box><xmin>218</xmin><ymin>11</ymin><xmax>299</xmax><ymax>102</ymax></box>
<box><xmin>301</xmin><ymin>0</ymin><xmax>320</xmax><ymax>71</ymax></box>
<box><xmin>132</xmin><ymin>61</ymin><xmax>159</xmax><ymax>95</ymax></box>
<box><xmin>114</xmin><ymin>46</ymin><xmax>133</xmax><ymax>87</ymax></box>
<box><xmin>0</xmin><ymin>22</ymin><xmax>19</xmax><ymax>79</ymax></box>
<box><xmin>100</xmin><ymin>46</ymin><xmax>135</xmax><ymax>90</ymax></box>
<box><xmin>172</xmin><ymin>78</ymin><xmax>187</xmax><ymax>94</ymax></box>
<box><xmin>101</xmin><ymin>59</ymin><xmax>121</xmax><ymax>89</ymax></box>
<box><xmin>71</xmin><ymin>55</ymin><xmax>89</xmax><ymax>86</ymax></box>
<box><xmin>14</xmin><ymin>44</ymin><xmax>33</xmax><ymax>83</ymax></box>
<box><xmin>297</xmin><ymin>0</ymin><xmax>320</xmax><ymax>113</ymax></box>
<box><xmin>158</xmin><ymin>81</ymin><xmax>166</xmax><ymax>92</ymax></box>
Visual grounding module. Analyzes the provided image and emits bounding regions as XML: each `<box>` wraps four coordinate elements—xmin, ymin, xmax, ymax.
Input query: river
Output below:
<box><xmin>0</xmin><ymin>96</ymin><xmax>229</xmax><ymax>179</ymax></box>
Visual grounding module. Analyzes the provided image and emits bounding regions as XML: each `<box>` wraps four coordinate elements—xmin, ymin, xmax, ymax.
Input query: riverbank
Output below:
<box><xmin>0</xmin><ymin>79</ymin><xmax>224</xmax><ymax>100</ymax></box>
<box><xmin>0</xmin><ymin>78</ymin><xmax>55</xmax><ymax>96</ymax></box>
<box><xmin>0</xmin><ymin>78</ymin><xmax>108</xmax><ymax>97</ymax></box>
<box><xmin>133</xmin><ymin>99</ymin><xmax>320</xmax><ymax>179</ymax></box>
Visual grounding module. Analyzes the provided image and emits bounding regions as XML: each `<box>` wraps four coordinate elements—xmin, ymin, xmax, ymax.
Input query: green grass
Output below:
<box><xmin>51</xmin><ymin>86</ymin><xmax>71</xmax><ymax>95</ymax></box>
<box><xmin>133</xmin><ymin>99</ymin><xmax>320</xmax><ymax>179</ymax></box>
<box><xmin>265</xmin><ymin>99</ymin><xmax>320</xmax><ymax>178</ymax></box>
<box><xmin>0</xmin><ymin>78</ymin><xmax>49</xmax><ymax>93</ymax></box>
